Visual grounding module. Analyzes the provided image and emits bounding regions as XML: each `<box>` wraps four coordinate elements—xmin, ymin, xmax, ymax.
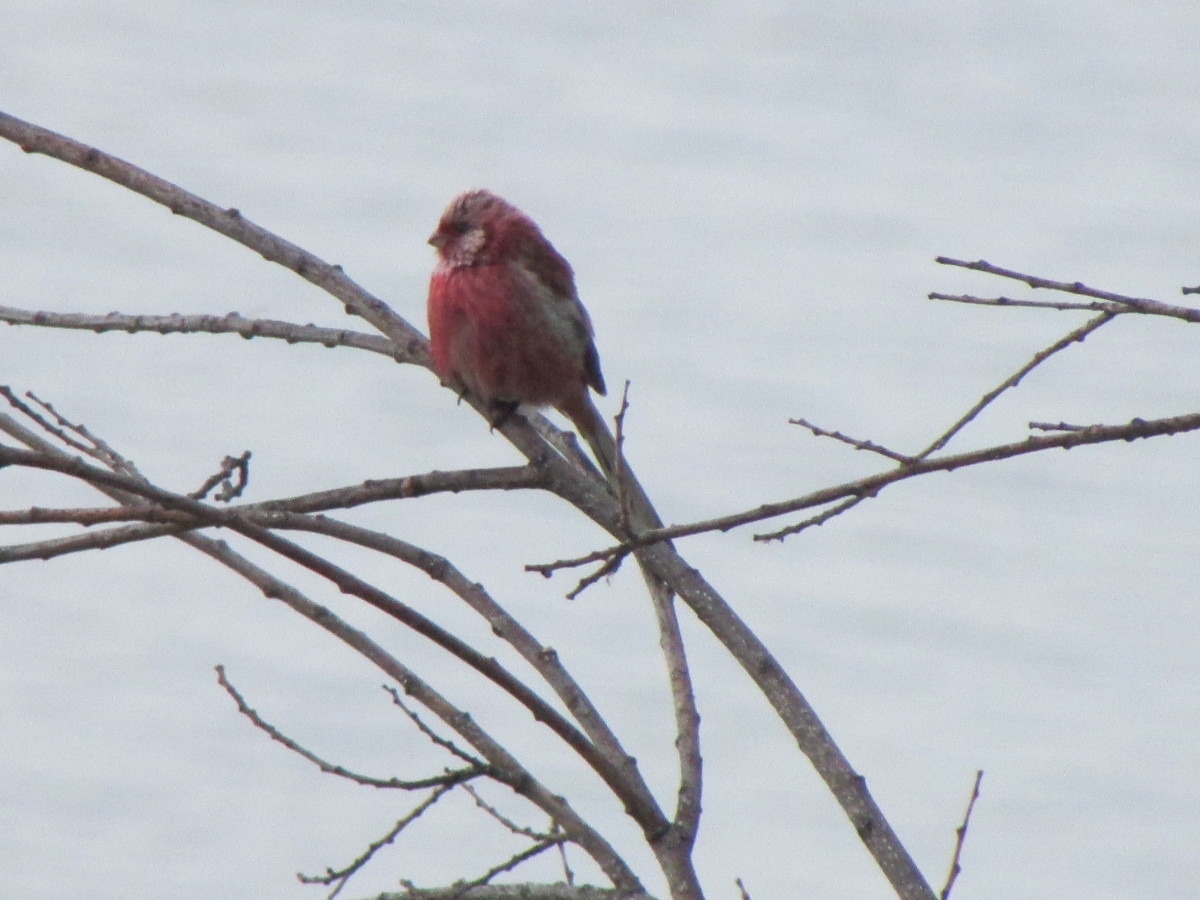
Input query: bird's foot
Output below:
<box><xmin>487</xmin><ymin>400</ymin><xmax>520</xmax><ymax>431</ymax></box>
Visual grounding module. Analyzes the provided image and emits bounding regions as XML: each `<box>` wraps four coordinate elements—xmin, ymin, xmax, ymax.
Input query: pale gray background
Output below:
<box><xmin>2</xmin><ymin>2</ymin><xmax>1199</xmax><ymax>898</ymax></box>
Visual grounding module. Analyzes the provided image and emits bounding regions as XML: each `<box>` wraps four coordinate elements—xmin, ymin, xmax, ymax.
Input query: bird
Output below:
<box><xmin>426</xmin><ymin>189</ymin><xmax>617</xmax><ymax>475</ymax></box>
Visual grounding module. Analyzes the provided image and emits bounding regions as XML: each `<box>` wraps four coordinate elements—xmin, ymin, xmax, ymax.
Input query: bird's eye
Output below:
<box><xmin>450</xmin><ymin>219</ymin><xmax>471</xmax><ymax>235</ymax></box>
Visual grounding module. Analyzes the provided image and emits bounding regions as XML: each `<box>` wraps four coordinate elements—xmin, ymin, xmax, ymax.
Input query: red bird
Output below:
<box><xmin>427</xmin><ymin>189</ymin><xmax>616</xmax><ymax>474</ymax></box>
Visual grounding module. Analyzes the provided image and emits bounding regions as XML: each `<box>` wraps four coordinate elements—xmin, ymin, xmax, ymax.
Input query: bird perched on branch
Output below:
<box><xmin>426</xmin><ymin>189</ymin><xmax>616</xmax><ymax>475</ymax></box>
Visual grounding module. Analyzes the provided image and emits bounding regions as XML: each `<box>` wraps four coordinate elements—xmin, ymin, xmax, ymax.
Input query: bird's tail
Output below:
<box><xmin>560</xmin><ymin>391</ymin><xmax>663</xmax><ymax>531</ymax></box>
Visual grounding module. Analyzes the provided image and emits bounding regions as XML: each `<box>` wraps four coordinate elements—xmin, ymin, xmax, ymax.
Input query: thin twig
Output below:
<box><xmin>754</xmin><ymin>494</ymin><xmax>872</xmax><ymax>542</ymax></box>
<box><xmin>936</xmin><ymin>257</ymin><xmax>1170</xmax><ymax>306</ymax></box>
<box><xmin>2</xmin><ymin>387</ymin><xmax>139</xmax><ymax>477</ymax></box>
<box><xmin>461</xmin><ymin>782</ymin><xmax>557</xmax><ymax>841</ymax></box>
<box><xmin>191</xmin><ymin>451</ymin><xmax>251</xmax><ymax>501</ymax></box>
<box><xmin>1028</xmin><ymin>421</ymin><xmax>1086</xmax><ymax>432</ymax></box>
<box><xmin>929</xmin><ymin>291</ymin><xmax>1105</xmax><ymax>311</ymax></box>
<box><xmin>554</xmin><ymin>823</ymin><xmax>576</xmax><ymax>886</ymax></box>
<box><xmin>528</xmin><ymin>410</ymin><xmax>1200</xmax><ymax>573</ymax></box>
<box><xmin>448</xmin><ymin>838</ymin><xmax>568</xmax><ymax>900</ymax></box>
<box><xmin>613</xmin><ymin>381</ymin><xmax>633</xmax><ymax>530</ymax></box>
<box><xmin>0</xmin><ymin>460</ymin><xmax>548</xmax><ymax>564</ymax></box>
<box><xmin>915</xmin><ymin>311</ymin><xmax>1115</xmax><ymax>459</ymax></box>
<box><xmin>0</xmin><ymin>419</ymin><xmax>646</xmax><ymax>893</ymax></box>
<box><xmin>562</xmin><ymin>550</ymin><xmax>628</xmax><ymax>600</ymax></box>
<box><xmin>298</xmin><ymin>784</ymin><xmax>458</xmax><ymax>898</ymax></box>
<box><xmin>384</xmin><ymin>685</ymin><xmax>489</xmax><ymax>766</ymax></box>
<box><xmin>939</xmin><ymin>770</ymin><xmax>984</xmax><ymax>900</ymax></box>
<box><xmin>790</xmin><ymin>418</ymin><xmax>914</xmax><ymax>463</ymax></box>
<box><xmin>0</xmin><ymin>305</ymin><xmax>404</xmax><ymax>357</ymax></box>
<box><xmin>217</xmin><ymin>665</ymin><xmax>486</xmax><ymax>789</ymax></box>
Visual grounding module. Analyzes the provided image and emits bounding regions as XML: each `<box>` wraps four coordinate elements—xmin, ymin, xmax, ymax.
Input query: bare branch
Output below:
<box><xmin>939</xmin><ymin>771</ymin><xmax>984</xmax><ymax>900</ymax></box>
<box><xmin>378</xmin><ymin>887</ymin><xmax>657</xmax><ymax>900</ymax></box>
<box><xmin>461</xmin><ymin>783</ymin><xmax>559</xmax><ymax>842</ymax></box>
<box><xmin>789</xmin><ymin>418</ymin><xmax>914</xmax><ymax>463</ymax></box>
<box><xmin>2</xmin><ymin>387</ymin><xmax>141</xmax><ymax>477</ymax></box>
<box><xmin>934</xmin><ymin>257</ymin><xmax>1200</xmax><ymax>323</ymax></box>
<box><xmin>0</xmin><ymin>305</ymin><xmax>402</xmax><ymax>357</ymax></box>
<box><xmin>292</xmin><ymin>517</ymin><xmax>661</xmax><ymax>825</ymax></box>
<box><xmin>0</xmin><ymin>415</ymin><xmax>645</xmax><ymax>892</ymax></box>
<box><xmin>0</xmin><ymin>505</ymin><xmax>187</xmax><ymax>527</ymax></box>
<box><xmin>452</xmin><ymin>838</ymin><xmax>570</xmax><ymax>898</ymax></box>
<box><xmin>384</xmin><ymin>685</ymin><xmax>491</xmax><ymax>766</ymax></box>
<box><xmin>929</xmin><ymin>292</ymin><xmax>1106</xmax><ymax>312</ymax></box>
<box><xmin>297</xmin><ymin>783</ymin><xmax>457</xmax><ymax>897</ymax></box>
<box><xmin>0</xmin><ymin>112</ymin><xmax>627</xmax><ymax>491</ymax></box>
<box><xmin>0</xmin><ymin>111</ymin><xmax>428</xmax><ymax>358</ymax></box>
<box><xmin>915</xmin><ymin>311</ymin><xmax>1116</xmax><ymax>459</ymax></box>
<box><xmin>191</xmin><ymin>451</ymin><xmax>251</xmax><ymax>501</ymax></box>
<box><xmin>934</xmin><ymin>257</ymin><xmax>1195</xmax><ymax>309</ymax></box>
<box><xmin>217</xmin><ymin>665</ymin><xmax>487</xmax><ymax>789</ymax></box>
<box><xmin>754</xmin><ymin>494</ymin><xmax>872</xmax><ymax>542</ymax></box>
<box><xmin>1029</xmin><ymin>421</ymin><xmax>1087</xmax><ymax>432</ymax></box>
<box><xmin>0</xmin><ymin>459</ymin><xmax>547</xmax><ymax>564</ymax></box>
<box><xmin>533</xmin><ymin>411</ymin><xmax>1200</xmax><ymax>572</ymax></box>
<box><xmin>651</xmin><ymin>573</ymin><xmax>703</xmax><ymax>851</ymax></box>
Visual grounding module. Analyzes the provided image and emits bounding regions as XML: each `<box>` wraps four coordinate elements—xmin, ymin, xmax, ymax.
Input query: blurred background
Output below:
<box><xmin>2</xmin><ymin>2</ymin><xmax>1199</xmax><ymax>898</ymax></box>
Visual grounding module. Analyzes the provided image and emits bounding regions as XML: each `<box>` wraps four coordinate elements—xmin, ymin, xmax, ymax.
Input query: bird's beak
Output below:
<box><xmin>428</xmin><ymin>231</ymin><xmax>446</xmax><ymax>249</ymax></box>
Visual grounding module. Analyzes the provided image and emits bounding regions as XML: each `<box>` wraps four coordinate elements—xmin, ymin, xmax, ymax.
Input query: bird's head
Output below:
<box><xmin>428</xmin><ymin>189</ymin><xmax>528</xmax><ymax>268</ymax></box>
